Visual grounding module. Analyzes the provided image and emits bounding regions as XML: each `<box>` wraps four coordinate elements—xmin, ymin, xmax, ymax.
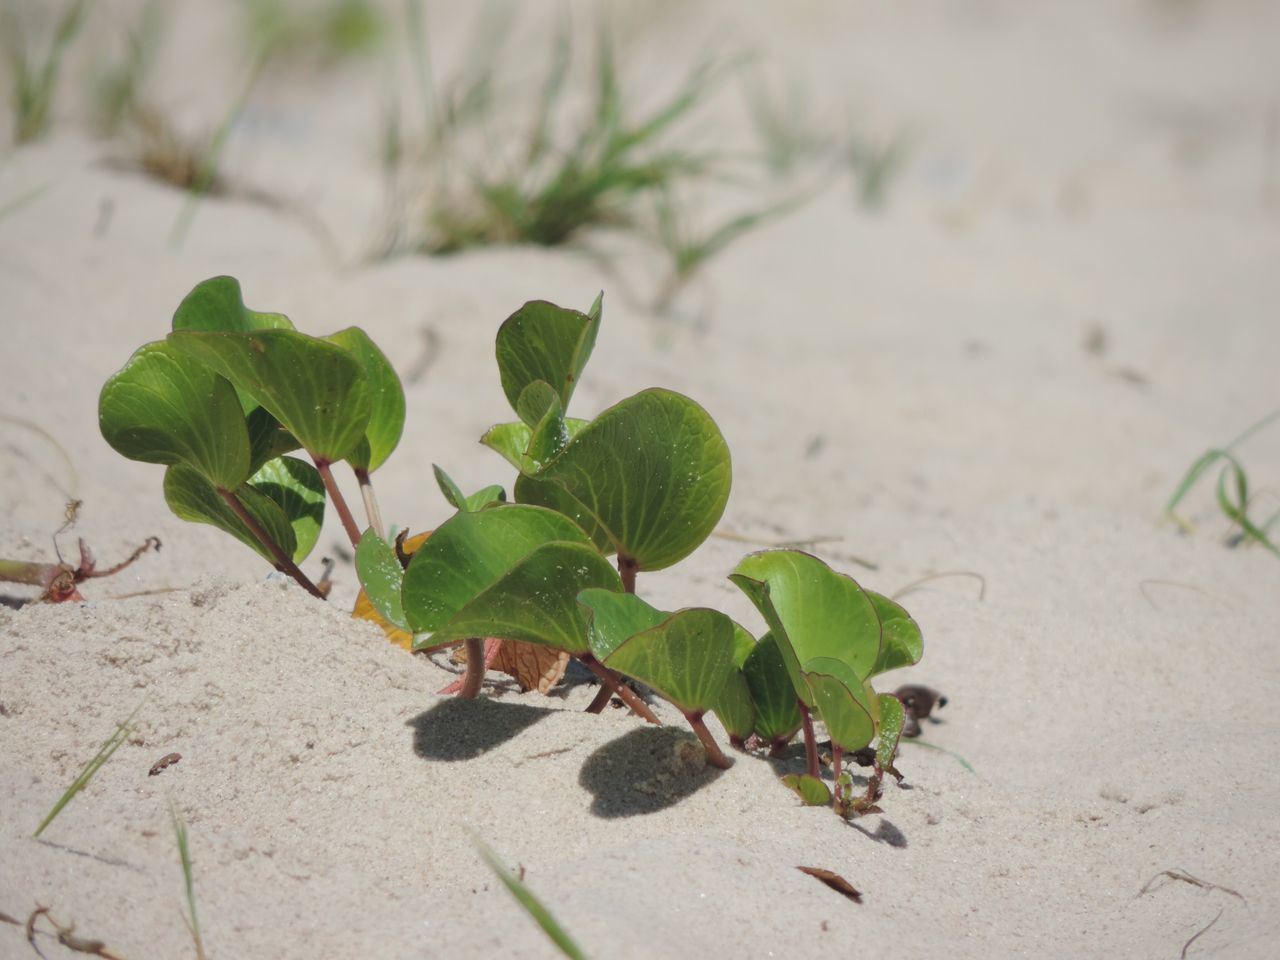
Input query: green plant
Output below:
<box><xmin>475</xmin><ymin>839</ymin><xmax>586</xmax><ymax>960</ymax></box>
<box><xmin>3</xmin><ymin>0</ymin><xmax>92</xmax><ymax>144</ymax></box>
<box><xmin>1165</xmin><ymin>409</ymin><xmax>1280</xmax><ymax>557</ymax></box>
<box><xmin>34</xmin><ymin>700</ymin><xmax>144</xmax><ymax>837</ymax></box>
<box><xmin>99</xmin><ymin>277</ymin><xmax>923</xmax><ymax>815</ymax></box>
<box><xmin>91</xmin><ymin>0</ymin><xmax>163</xmax><ymax>136</ymax></box>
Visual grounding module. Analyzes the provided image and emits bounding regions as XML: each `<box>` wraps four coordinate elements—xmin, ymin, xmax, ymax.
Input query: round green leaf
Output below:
<box><xmin>866</xmin><ymin>591</ymin><xmax>923</xmax><ymax>677</ymax></box>
<box><xmin>324</xmin><ymin>327</ymin><xmax>405</xmax><ymax>472</ymax></box>
<box><xmin>167</xmin><ymin>328</ymin><xmax>372</xmax><ymax>464</ymax></box>
<box><xmin>495</xmin><ymin>299</ymin><xmax>600</xmax><ymax>417</ymax></box>
<box><xmin>172</xmin><ymin>276</ymin><xmax>294</xmax><ymax>334</ymax></box>
<box><xmin>579</xmin><ymin>589</ymin><xmax>668</xmax><ymax>662</ymax></box>
<box><xmin>249</xmin><ymin>456</ymin><xmax>326</xmax><ymax>562</ymax></box>
<box><xmin>163</xmin><ymin>464</ymin><xmax>297</xmax><ymax>563</ymax></box>
<box><xmin>743</xmin><ymin>631</ymin><xmax>802</xmax><ymax>745</ymax></box>
<box><xmin>355</xmin><ymin>528</ymin><xmax>407</xmax><ymax>632</ymax></box>
<box><xmin>535</xmin><ymin>388</ymin><xmax>732</xmax><ymax>571</ymax></box>
<box><xmin>413</xmin><ymin>542</ymin><xmax>621</xmax><ymax>654</ymax></box>
<box><xmin>601</xmin><ymin>607</ymin><xmax>736</xmax><ymax>715</ymax></box>
<box><xmin>780</xmin><ymin>773</ymin><xmax>831</xmax><ymax>806</ymax></box>
<box><xmin>99</xmin><ymin>341</ymin><xmax>251</xmax><ymax>491</ymax></box>
<box><xmin>802</xmin><ymin>657</ymin><xmax>877</xmax><ymax>752</ymax></box>
<box><xmin>711</xmin><ymin>622</ymin><xmax>758</xmax><ymax>742</ymax></box>
<box><xmin>402</xmin><ymin>504</ymin><xmax>592</xmax><ymax>634</ymax></box>
<box><xmin>730</xmin><ymin>550</ymin><xmax>882</xmax><ymax>705</ymax></box>
<box><xmin>514</xmin><ymin>474</ymin><xmax>613</xmax><ymax>553</ymax></box>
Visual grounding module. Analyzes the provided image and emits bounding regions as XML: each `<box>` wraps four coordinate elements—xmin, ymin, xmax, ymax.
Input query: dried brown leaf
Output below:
<box><xmin>797</xmin><ymin>866</ymin><xmax>862</xmax><ymax>903</ymax></box>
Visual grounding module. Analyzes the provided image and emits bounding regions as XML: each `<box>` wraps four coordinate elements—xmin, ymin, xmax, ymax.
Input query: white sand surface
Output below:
<box><xmin>3</xmin><ymin>2</ymin><xmax>1279</xmax><ymax>957</ymax></box>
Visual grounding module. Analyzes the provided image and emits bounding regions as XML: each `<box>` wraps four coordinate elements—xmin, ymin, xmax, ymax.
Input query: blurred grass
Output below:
<box><xmin>171</xmin><ymin>799</ymin><xmax>207</xmax><ymax>960</ymax></box>
<box><xmin>475</xmin><ymin>839</ymin><xmax>587</xmax><ymax>960</ymax></box>
<box><xmin>3</xmin><ymin>0</ymin><xmax>93</xmax><ymax>144</ymax></box>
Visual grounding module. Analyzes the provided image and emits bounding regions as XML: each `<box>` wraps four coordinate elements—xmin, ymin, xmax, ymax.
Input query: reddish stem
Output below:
<box><xmin>439</xmin><ymin>638</ymin><xmax>503</xmax><ymax>695</ymax></box>
<box><xmin>581</xmin><ymin>657</ymin><xmax>660</xmax><ymax>725</ymax></box>
<box><xmin>618</xmin><ymin>553</ymin><xmax>638</xmax><ymax>594</ymax></box>
<box><xmin>457</xmin><ymin>638</ymin><xmax>486</xmax><ymax>699</ymax></box>
<box><xmin>314</xmin><ymin>458</ymin><xmax>362</xmax><ymax>548</ymax></box>
<box><xmin>684</xmin><ymin>711</ymin><xmax>732</xmax><ymax>769</ymax></box>
<box><xmin>217</xmin><ymin>488</ymin><xmax>326</xmax><ymax>600</ymax></box>
<box><xmin>832</xmin><ymin>745</ymin><xmax>844</xmax><ymax>801</ymax></box>
<box><xmin>799</xmin><ymin>700</ymin><xmax>820</xmax><ymax>778</ymax></box>
<box><xmin>585</xmin><ymin>683</ymin><xmax>614</xmax><ymax>713</ymax></box>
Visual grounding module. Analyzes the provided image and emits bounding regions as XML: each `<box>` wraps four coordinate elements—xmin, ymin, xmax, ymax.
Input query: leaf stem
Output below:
<box><xmin>799</xmin><ymin>700</ymin><xmax>820</xmax><ymax>778</ymax></box>
<box><xmin>354</xmin><ymin>467</ymin><xmax>384</xmax><ymax>536</ymax></box>
<box><xmin>580</xmin><ymin>657</ymin><xmax>660</xmax><ymax>725</ymax></box>
<box><xmin>217</xmin><ymin>488</ymin><xmax>326</xmax><ymax>599</ymax></box>
<box><xmin>684</xmin><ymin>711</ymin><xmax>731</xmax><ymax>769</ymax></box>
<box><xmin>832</xmin><ymin>745</ymin><xmax>844</xmax><ymax>801</ymax></box>
<box><xmin>314</xmin><ymin>458</ymin><xmax>362</xmax><ymax>548</ymax></box>
<box><xmin>618</xmin><ymin>553</ymin><xmax>638</xmax><ymax>593</ymax></box>
<box><xmin>458</xmin><ymin>637</ymin><xmax>486</xmax><ymax>699</ymax></box>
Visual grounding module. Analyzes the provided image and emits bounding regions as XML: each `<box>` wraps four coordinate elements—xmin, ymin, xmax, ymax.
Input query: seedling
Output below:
<box><xmin>100</xmin><ymin>277</ymin><xmax>927</xmax><ymax>816</ymax></box>
<box><xmin>170</xmin><ymin>800</ymin><xmax>206</xmax><ymax>960</ymax></box>
<box><xmin>0</xmin><ymin>534</ymin><xmax>159</xmax><ymax>603</ymax></box>
<box><xmin>1165</xmin><ymin>409</ymin><xmax>1280</xmax><ymax>558</ymax></box>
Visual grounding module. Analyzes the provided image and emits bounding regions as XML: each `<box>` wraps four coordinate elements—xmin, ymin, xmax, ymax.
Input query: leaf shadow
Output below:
<box><xmin>579</xmin><ymin>725</ymin><xmax>726</xmax><ymax>818</ymax></box>
<box><xmin>407</xmin><ymin>697</ymin><xmax>552</xmax><ymax>762</ymax></box>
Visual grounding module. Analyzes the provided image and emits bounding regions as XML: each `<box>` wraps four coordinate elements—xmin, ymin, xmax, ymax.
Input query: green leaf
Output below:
<box><xmin>742</xmin><ymin>632</ymin><xmax>802</xmax><ymax>745</ymax></box>
<box><xmin>474</xmin><ymin>839</ymin><xmax>587</xmax><ymax>960</ymax></box>
<box><xmin>163</xmin><ymin>464</ymin><xmax>297</xmax><ymax>563</ymax></box>
<box><xmin>99</xmin><ymin>341</ymin><xmax>251</xmax><ymax>491</ymax></box>
<box><xmin>866</xmin><ymin>590</ymin><xmax>923</xmax><ymax>676</ymax></box>
<box><xmin>535</xmin><ymin>388</ymin><xmax>731</xmax><ymax>571</ymax></box>
<box><xmin>780</xmin><ymin>773</ymin><xmax>831</xmax><ymax>807</ymax></box>
<box><xmin>246</xmin><ymin>407</ymin><xmax>300</xmax><ymax>474</ymax></box>
<box><xmin>413</xmin><ymin>542</ymin><xmax>621</xmax><ymax>654</ymax></box>
<box><xmin>578</xmin><ymin>588</ymin><xmax>668</xmax><ymax>661</ymax></box>
<box><xmin>730</xmin><ymin>550</ymin><xmax>882</xmax><ymax>706</ymax></box>
<box><xmin>519</xmin><ymin>383</ymin><xmax>572</xmax><ymax>469</ymax></box>
<box><xmin>432</xmin><ymin>464</ymin><xmax>506</xmax><ymax>512</ymax></box>
<box><xmin>711</xmin><ymin>623</ymin><xmax>757</xmax><ymax>743</ymax></box>
<box><xmin>355</xmin><ymin>528</ymin><xmax>408</xmax><ymax>632</ymax></box>
<box><xmin>171</xmin><ymin>275</ymin><xmax>294</xmax><ymax>334</ymax></box>
<box><xmin>402</xmin><ymin>504</ymin><xmax>594</xmax><ymax>634</ymax></box>
<box><xmin>802</xmin><ymin>657</ymin><xmax>877</xmax><ymax>752</ymax></box>
<box><xmin>514</xmin><ymin>474</ymin><xmax>613</xmax><ymax>553</ymax></box>
<box><xmin>600</xmin><ymin>607</ymin><xmax>736</xmax><ymax>714</ymax></box>
<box><xmin>249</xmin><ymin>456</ymin><xmax>326</xmax><ymax>562</ymax></box>
<box><xmin>876</xmin><ymin>693</ymin><xmax>906</xmax><ymax>773</ymax></box>
<box><xmin>495</xmin><ymin>299</ymin><xmax>600</xmax><ymax>415</ymax></box>
<box><xmin>324</xmin><ymin>327</ymin><xmax>405</xmax><ymax>472</ymax></box>
<box><xmin>167</xmin><ymin>328</ymin><xmax>371</xmax><ymax>464</ymax></box>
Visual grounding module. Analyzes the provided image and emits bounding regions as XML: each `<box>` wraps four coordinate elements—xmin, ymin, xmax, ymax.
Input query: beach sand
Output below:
<box><xmin>3</xmin><ymin>2</ymin><xmax>1279</xmax><ymax>957</ymax></box>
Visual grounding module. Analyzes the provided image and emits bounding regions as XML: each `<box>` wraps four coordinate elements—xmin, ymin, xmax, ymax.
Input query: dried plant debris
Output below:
<box><xmin>796</xmin><ymin>866</ymin><xmax>862</xmax><ymax>903</ymax></box>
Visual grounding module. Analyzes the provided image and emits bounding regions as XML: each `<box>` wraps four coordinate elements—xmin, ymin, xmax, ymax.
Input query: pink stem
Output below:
<box><xmin>314</xmin><ymin>458</ymin><xmax>362</xmax><ymax>548</ymax></box>
<box><xmin>218</xmin><ymin>488</ymin><xmax>325</xmax><ymax>599</ymax></box>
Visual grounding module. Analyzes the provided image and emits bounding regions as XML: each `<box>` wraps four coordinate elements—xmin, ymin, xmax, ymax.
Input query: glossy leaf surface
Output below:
<box><xmin>579</xmin><ymin>589</ymin><xmax>668</xmax><ymax>662</ymax></box>
<box><xmin>866</xmin><ymin>590</ymin><xmax>923</xmax><ymax>676</ymax></box>
<box><xmin>802</xmin><ymin>657</ymin><xmax>877</xmax><ymax>752</ymax></box>
<box><xmin>742</xmin><ymin>632</ymin><xmax>802</xmax><ymax>744</ymax></box>
<box><xmin>495</xmin><ymin>299</ymin><xmax>600</xmax><ymax>415</ymax></box>
<box><xmin>324</xmin><ymin>327</ymin><xmax>405</xmax><ymax>471</ymax></box>
<box><xmin>402</xmin><ymin>504</ymin><xmax>593</xmax><ymax>634</ymax></box>
<box><xmin>730</xmin><ymin>550</ymin><xmax>882</xmax><ymax>705</ymax></box>
<box><xmin>711</xmin><ymin>622</ymin><xmax>757</xmax><ymax>742</ymax></box>
<box><xmin>876</xmin><ymin>693</ymin><xmax>906</xmax><ymax>772</ymax></box>
<box><xmin>413</xmin><ymin>542</ymin><xmax>621</xmax><ymax>654</ymax></box>
<box><xmin>99</xmin><ymin>341</ymin><xmax>250</xmax><ymax>491</ymax></box>
<box><xmin>781</xmin><ymin>774</ymin><xmax>831</xmax><ymax>806</ymax></box>
<box><xmin>171</xmin><ymin>275</ymin><xmax>294</xmax><ymax>334</ymax></box>
<box><xmin>355</xmin><ymin>528</ymin><xmax>408</xmax><ymax>632</ymax></box>
<box><xmin>601</xmin><ymin>607</ymin><xmax>736</xmax><ymax>714</ymax></box>
<box><xmin>250</xmin><ymin>456</ymin><xmax>326</xmax><ymax>562</ymax></box>
<box><xmin>536</xmin><ymin>388</ymin><xmax>731</xmax><ymax>571</ymax></box>
<box><xmin>168</xmin><ymin>328</ymin><xmax>371</xmax><ymax>464</ymax></box>
<box><xmin>433</xmin><ymin>464</ymin><xmax>506</xmax><ymax>512</ymax></box>
<box><xmin>163</xmin><ymin>464</ymin><xmax>296</xmax><ymax>562</ymax></box>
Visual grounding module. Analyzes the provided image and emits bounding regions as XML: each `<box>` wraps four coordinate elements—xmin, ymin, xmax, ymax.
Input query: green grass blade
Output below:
<box><xmin>34</xmin><ymin>699</ymin><xmax>144</xmax><ymax>837</ymax></box>
<box><xmin>905</xmin><ymin>738</ymin><xmax>975</xmax><ymax>774</ymax></box>
<box><xmin>1166</xmin><ymin>408</ymin><xmax>1280</xmax><ymax>522</ymax></box>
<box><xmin>170</xmin><ymin>799</ymin><xmax>207</xmax><ymax>960</ymax></box>
<box><xmin>474</xmin><ymin>840</ymin><xmax>587</xmax><ymax>960</ymax></box>
<box><xmin>1216</xmin><ymin>461</ymin><xmax>1280</xmax><ymax>557</ymax></box>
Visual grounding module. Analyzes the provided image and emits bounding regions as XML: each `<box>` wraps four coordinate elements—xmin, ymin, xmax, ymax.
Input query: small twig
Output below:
<box><xmin>84</xmin><ymin>537</ymin><xmax>160</xmax><ymax>579</ymax></box>
<box><xmin>892</xmin><ymin>570</ymin><xmax>987</xmax><ymax>602</ymax></box>
<box><xmin>25</xmin><ymin>906</ymin><xmax>128</xmax><ymax>959</ymax></box>
<box><xmin>1137</xmin><ymin>868</ymin><xmax>1246</xmax><ymax>904</ymax></box>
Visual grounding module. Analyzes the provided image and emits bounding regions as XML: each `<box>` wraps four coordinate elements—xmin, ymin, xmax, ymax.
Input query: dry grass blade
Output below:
<box><xmin>474</xmin><ymin>839</ymin><xmax>587</xmax><ymax>960</ymax></box>
<box><xmin>904</xmin><ymin>738</ymin><xmax>976</xmax><ymax>774</ymax></box>
<box><xmin>34</xmin><ymin>700</ymin><xmax>144</xmax><ymax>838</ymax></box>
<box><xmin>24</xmin><ymin>905</ymin><xmax>128</xmax><ymax>959</ymax></box>
<box><xmin>1137</xmin><ymin>868</ymin><xmax>1247</xmax><ymax>904</ymax></box>
<box><xmin>1180</xmin><ymin>908</ymin><xmax>1224</xmax><ymax>959</ymax></box>
<box><xmin>891</xmin><ymin>571</ymin><xmax>987</xmax><ymax>602</ymax></box>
